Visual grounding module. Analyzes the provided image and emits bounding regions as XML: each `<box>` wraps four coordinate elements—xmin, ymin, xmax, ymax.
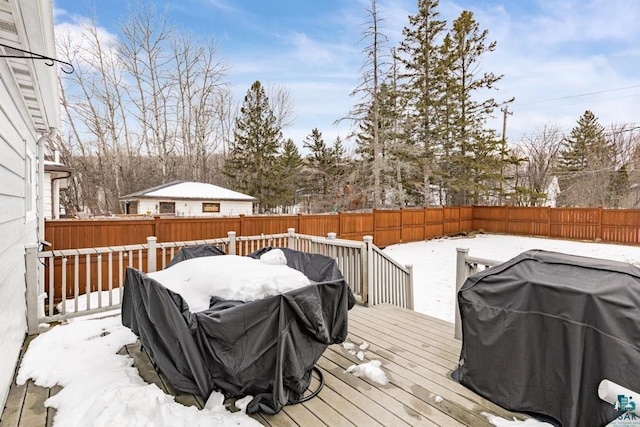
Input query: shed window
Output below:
<box><xmin>159</xmin><ymin>202</ymin><xmax>175</xmax><ymax>214</ymax></box>
<box><xmin>203</xmin><ymin>202</ymin><xmax>220</xmax><ymax>213</ymax></box>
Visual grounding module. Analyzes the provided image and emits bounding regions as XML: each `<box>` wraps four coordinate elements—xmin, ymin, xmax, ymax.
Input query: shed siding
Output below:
<box><xmin>136</xmin><ymin>199</ymin><xmax>254</xmax><ymax>217</ymax></box>
<box><xmin>0</xmin><ymin>64</ymin><xmax>37</xmax><ymax>409</ymax></box>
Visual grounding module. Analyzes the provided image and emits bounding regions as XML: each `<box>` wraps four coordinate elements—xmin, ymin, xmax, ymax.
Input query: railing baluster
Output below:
<box><xmin>85</xmin><ymin>253</ymin><xmax>91</xmax><ymax>310</ymax></box>
<box><xmin>97</xmin><ymin>253</ymin><xmax>102</xmax><ymax>308</ymax></box>
<box><xmin>48</xmin><ymin>256</ymin><xmax>54</xmax><ymax>317</ymax></box>
<box><xmin>108</xmin><ymin>252</ymin><xmax>113</xmax><ymax>306</ymax></box>
<box><xmin>74</xmin><ymin>254</ymin><xmax>79</xmax><ymax>313</ymax></box>
<box><xmin>61</xmin><ymin>257</ymin><xmax>67</xmax><ymax>314</ymax></box>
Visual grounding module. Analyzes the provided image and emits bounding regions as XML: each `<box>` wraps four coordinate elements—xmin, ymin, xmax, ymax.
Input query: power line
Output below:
<box><xmin>515</xmin><ymin>84</ymin><xmax>640</xmax><ymax>107</ymax></box>
<box><xmin>506</xmin><ymin>121</ymin><xmax>640</xmax><ymax>144</ymax></box>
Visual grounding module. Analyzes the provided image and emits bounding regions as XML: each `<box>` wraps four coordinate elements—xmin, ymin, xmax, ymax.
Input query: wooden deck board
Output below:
<box><xmin>0</xmin><ymin>335</ymin><xmax>37</xmax><ymax>427</ymax></box>
<box><xmin>1</xmin><ymin>304</ymin><xmax>530</xmax><ymax>426</ymax></box>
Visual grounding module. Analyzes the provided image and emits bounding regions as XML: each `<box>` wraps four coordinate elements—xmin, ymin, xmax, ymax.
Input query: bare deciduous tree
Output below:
<box><xmin>56</xmin><ymin>2</ymin><xmax>231</xmax><ymax>214</ymax></box>
<box><xmin>520</xmin><ymin>124</ymin><xmax>563</xmax><ymax>206</ymax></box>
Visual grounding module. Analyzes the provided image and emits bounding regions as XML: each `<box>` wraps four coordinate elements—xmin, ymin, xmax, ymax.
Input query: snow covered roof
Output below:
<box><xmin>120</xmin><ymin>181</ymin><xmax>257</xmax><ymax>202</ymax></box>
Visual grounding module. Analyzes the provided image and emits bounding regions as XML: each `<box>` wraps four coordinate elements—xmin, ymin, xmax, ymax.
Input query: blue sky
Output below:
<box><xmin>53</xmin><ymin>0</ymin><xmax>640</xmax><ymax>151</ymax></box>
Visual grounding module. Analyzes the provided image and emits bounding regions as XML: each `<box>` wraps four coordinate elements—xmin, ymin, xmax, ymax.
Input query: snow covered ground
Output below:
<box><xmin>17</xmin><ymin>234</ymin><xmax>638</xmax><ymax>426</ymax></box>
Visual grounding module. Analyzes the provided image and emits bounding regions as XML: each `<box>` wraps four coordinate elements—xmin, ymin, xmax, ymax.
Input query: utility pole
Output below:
<box><xmin>500</xmin><ymin>107</ymin><xmax>513</xmax><ymax>204</ymax></box>
<box><xmin>501</xmin><ymin>106</ymin><xmax>512</xmax><ymax>144</ymax></box>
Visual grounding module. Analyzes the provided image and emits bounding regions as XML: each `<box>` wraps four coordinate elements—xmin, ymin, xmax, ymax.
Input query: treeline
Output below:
<box><xmin>51</xmin><ymin>1</ymin><xmax>640</xmax><ymax>216</ymax></box>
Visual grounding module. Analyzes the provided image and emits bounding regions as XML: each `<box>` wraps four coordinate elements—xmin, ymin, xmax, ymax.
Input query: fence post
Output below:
<box><xmin>153</xmin><ymin>215</ymin><xmax>162</xmax><ymax>242</ymax></box>
<box><xmin>239</xmin><ymin>215</ymin><xmax>245</xmax><ymax>237</ymax></box>
<box><xmin>287</xmin><ymin>228</ymin><xmax>295</xmax><ymax>250</ymax></box>
<box><xmin>25</xmin><ymin>244</ymin><xmax>39</xmax><ymax>335</ymax></box>
<box><xmin>147</xmin><ymin>236</ymin><xmax>157</xmax><ymax>272</ymax></box>
<box><xmin>405</xmin><ymin>264</ymin><xmax>414</xmax><ymax>310</ymax></box>
<box><xmin>228</xmin><ymin>231</ymin><xmax>236</xmax><ymax>255</ymax></box>
<box><xmin>327</xmin><ymin>232</ymin><xmax>337</xmax><ymax>259</ymax></box>
<box><xmin>363</xmin><ymin>235</ymin><xmax>374</xmax><ymax>306</ymax></box>
<box><xmin>455</xmin><ymin>248</ymin><xmax>469</xmax><ymax>340</ymax></box>
<box><xmin>597</xmin><ymin>207</ymin><xmax>603</xmax><ymax>241</ymax></box>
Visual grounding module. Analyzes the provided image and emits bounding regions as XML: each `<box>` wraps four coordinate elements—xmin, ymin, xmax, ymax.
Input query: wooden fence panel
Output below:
<box><xmin>600</xmin><ymin>209</ymin><xmax>640</xmax><ymax>245</ymax></box>
<box><xmin>339</xmin><ymin>212</ymin><xmax>374</xmax><ymax>242</ymax></box>
<box><xmin>424</xmin><ymin>208</ymin><xmax>445</xmax><ymax>238</ymax></box>
<box><xmin>239</xmin><ymin>215</ymin><xmax>299</xmax><ymax>237</ymax></box>
<box><xmin>471</xmin><ymin>206</ymin><xmax>506</xmax><ymax>233</ymax></box>
<box><xmin>45</xmin><ymin>219</ymin><xmax>155</xmax><ymax>250</ymax></box>
<box><xmin>504</xmin><ymin>207</ymin><xmax>550</xmax><ymax>236</ymax></box>
<box><xmin>374</xmin><ymin>210</ymin><xmax>402</xmax><ymax>247</ymax></box>
<box><xmin>156</xmin><ymin>217</ymin><xmax>241</xmax><ymax>242</ymax></box>
<box><xmin>460</xmin><ymin>206</ymin><xmax>474</xmax><ymax>231</ymax></box>
<box><xmin>401</xmin><ymin>209</ymin><xmax>425</xmax><ymax>242</ymax></box>
<box><xmin>299</xmin><ymin>214</ymin><xmax>340</xmax><ymax>237</ymax></box>
<box><xmin>550</xmin><ymin>208</ymin><xmax>600</xmax><ymax>241</ymax></box>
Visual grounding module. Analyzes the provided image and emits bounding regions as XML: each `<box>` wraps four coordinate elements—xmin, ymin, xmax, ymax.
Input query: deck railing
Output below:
<box><xmin>25</xmin><ymin>229</ymin><xmax>413</xmax><ymax>333</ymax></box>
<box><xmin>454</xmin><ymin>248</ymin><xmax>501</xmax><ymax>340</ymax></box>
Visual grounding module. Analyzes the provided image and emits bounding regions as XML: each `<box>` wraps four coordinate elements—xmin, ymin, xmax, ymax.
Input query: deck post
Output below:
<box><xmin>455</xmin><ymin>248</ymin><xmax>470</xmax><ymax>340</ymax></box>
<box><xmin>406</xmin><ymin>264</ymin><xmax>414</xmax><ymax>310</ymax></box>
<box><xmin>363</xmin><ymin>236</ymin><xmax>374</xmax><ymax>306</ymax></box>
<box><xmin>25</xmin><ymin>244</ymin><xmax>39</xmax><ymax>335</ymax></box>
<box><xmin>327</xmin><ymin>232</ymin><xmax>337</xmax><ymax>259</ymax></box>
<box><xmin>228</xmin><ymin>231</ymin><xmax>236</xmax><ymax>255</ymax></box>
<box><xmin>287</xmin><ymin>228</ymin><xmax>295</xmax><ymax>250</ymax></box>
<box><xmin>147</xmin><ymin>236</ymin><xmax>157</xmax><ymax>272</ymax></box>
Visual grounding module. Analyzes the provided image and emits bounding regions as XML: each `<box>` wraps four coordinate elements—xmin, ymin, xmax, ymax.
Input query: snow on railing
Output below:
<box><xmin>25</xmin><ymin>229</ymin><xmax>415</xmax><ymax>334</ymax></box>
<box><xmin>454</xmin><ymin>248</ymin><xmax>501</xmax><ymax>340</ymax></box>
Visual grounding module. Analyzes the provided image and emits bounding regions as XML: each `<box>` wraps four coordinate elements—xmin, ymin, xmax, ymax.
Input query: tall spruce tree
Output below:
<box><xmin>557</xmin><ymin>110</ymin><xmax>615</xmax><ymax>207</ymax></box>
<box><xmin>303</xmin><ymin>128</ymin><xmax>331</xmax><ymax>196</ymax></box>
<box><xmin>439</xmin><ymin>10</ymin><xmax>510</xmax><ymax>205</ymax></box>
<box><xmin>276</xmin><ymin>138</ymin><xmax>303</xmax><ymax>211</ymax></box>
<box><xmin>396</xmin><ymin>0</ymin><xmax>447</xmax><ymax>205</ymax></box>
<box><xmin>223</xmin><ymin>80</ymin><xmax>282</xmax><ymax>211</ymax></box>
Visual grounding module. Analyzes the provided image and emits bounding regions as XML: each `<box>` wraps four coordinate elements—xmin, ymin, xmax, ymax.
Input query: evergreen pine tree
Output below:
<box><xmin>396</xmin><ymin>0</ymin><xmax>447</xmax><ymax>206</ymax></box>
<box><xmin>557</xmin><ymin>110</ymin><xmax>615</xmax><ymax>207</ymax></box>
<box><xmin>276</xmin><ymin>138</ymin><xmax>303</xmax><ymax>211</ymax></box>
<box><xmin>223</xmin><ymin>80</ymin><xmax>282</xmax><ymax>212</ymax></box>
<box><xmin>303</xmin><ymin>128</ymin><xmax>332</xmax><ymax>197</ymax></box>
<box><xmin>439</xmin><ymin>10</ymin><xmax>511</xmax><ymax>205</ymax></box>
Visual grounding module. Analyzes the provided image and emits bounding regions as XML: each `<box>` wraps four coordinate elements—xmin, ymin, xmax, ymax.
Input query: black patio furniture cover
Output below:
<box><xmin>121</xmin><ymin>246</ymin><xmax>355</xmax><ymax>414</ymax></box>
<box><xmin>454</xmin><ymin>249</ymin><xmax>640</xmax><ymax>427</ymax></box>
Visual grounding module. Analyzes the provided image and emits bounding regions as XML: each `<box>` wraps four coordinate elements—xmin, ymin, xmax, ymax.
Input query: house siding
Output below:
<box><xmin>0</xmin><ymin>63</ymin><xmax>37</xmax><ymax>410</ymax></box>
<box><xmin>0</xmin><ymin>0</ymin><xmax>59</xmax><ymax>409</ymax></box>
<box><xmin>137</xmin><ymin>199</ymin><xmax>254</xmax><ymax>217</ymax></box>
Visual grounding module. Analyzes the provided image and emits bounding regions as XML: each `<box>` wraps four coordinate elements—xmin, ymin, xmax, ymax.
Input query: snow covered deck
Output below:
<box><xmin>2</xmin><ymin>304</ymin><xmax>529</xmax><ymax>426</ymax></box>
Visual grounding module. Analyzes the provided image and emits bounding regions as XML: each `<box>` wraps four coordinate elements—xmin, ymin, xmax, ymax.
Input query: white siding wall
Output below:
<box><xmin>43</xmin><ymin>173</ymin><xmax>52</xmax><ymax>219</ymax></box>
<box><xmin>0</xmin><ymin>64</ymin><xmax>37</xmax><ymax>409</ymax></box>
<box><xmin>137</xmin><ymin>199</ymin><xmax>254</xmax><ymax>217</ymax></box>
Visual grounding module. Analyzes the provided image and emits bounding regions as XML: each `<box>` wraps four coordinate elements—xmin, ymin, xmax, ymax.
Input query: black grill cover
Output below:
<box><xmin>454</xmin><ymin>249</ymin><xmax>640</xmax><ymax>426</ymax></box>
<box><xmin>122</xmin><ymin>247</ymin><xmax>355</xmax><ymax>414</ymax></box>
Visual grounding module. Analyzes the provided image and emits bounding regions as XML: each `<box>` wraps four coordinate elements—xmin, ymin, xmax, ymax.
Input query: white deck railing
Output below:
<box><xmin>454</xmin><ymin>248</ymin><xmax>501</xmax><ymax>340</ymax></box>
<box><xmin>25</xmin><ymin>229</ymin><xmax>413</xmax><ymax>333</ymax></box>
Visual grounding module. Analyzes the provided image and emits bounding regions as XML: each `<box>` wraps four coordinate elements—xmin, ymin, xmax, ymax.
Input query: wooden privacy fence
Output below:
<box><xmin>26</xmin><ymin>229</ymin><xmax>413</xmax><ymax>333</ymax></box>
<box><xmin>44</xmin><ymin>207</ymin><xmax>474</xmax><ymax>250</ymax></box>
<box><xmin>473</xmin><ymin>206</ymin><xmax>640</xmax><ymax>244</ymax></box>
<box><xmin>45</xmin><ymin>206</ymin><xmax>640</xmax><ymax>253</ymax></box>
